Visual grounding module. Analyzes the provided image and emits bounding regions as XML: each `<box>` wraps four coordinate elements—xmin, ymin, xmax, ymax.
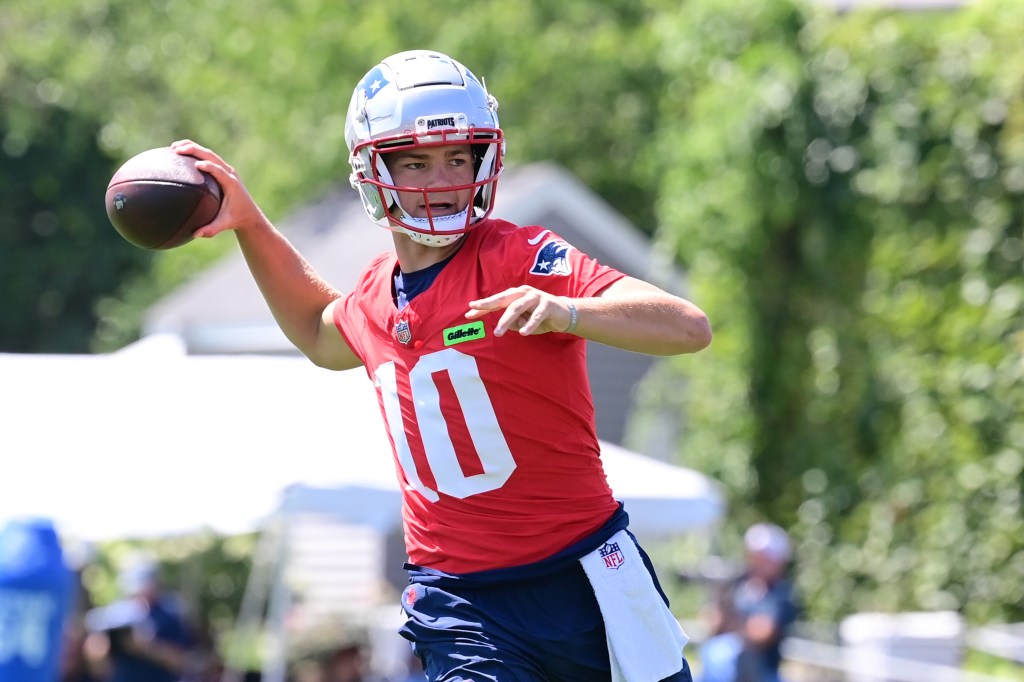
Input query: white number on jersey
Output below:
<box><xmin>375</xmin><ymin>348</ymin><xmax>517</xmax><ymax>502</ymax></box>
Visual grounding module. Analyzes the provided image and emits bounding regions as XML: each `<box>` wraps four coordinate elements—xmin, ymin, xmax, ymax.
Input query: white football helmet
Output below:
<box><xmin>345</xmin><ymin>50</ymin><xmax>505</xmax><ymax>246</ymax></box>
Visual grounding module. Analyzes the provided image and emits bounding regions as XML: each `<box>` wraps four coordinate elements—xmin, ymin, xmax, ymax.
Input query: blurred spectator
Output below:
<box><xmin>321</xmin><ymin>642</ymin><xmax>382</xmax><ymax>682</ymax></box>
<box><xmin>60</xmin><ymin>621</ymin><xmax>101</xmax><ymax>682</ymax></box>
<box><xmin>288</xmin><ymin>623</ymin><xmax>386</xmax><ymax>682</ymax></box>
<box><xmin>83</xmin><ymin>553</ymin><xmax>198</xmax><ymax>682</ymax></box>
<box><xmin>59</xmin><ymin>541</ymin><xmax>101</xmax><ymax>682</ymax></box>
<box><xmin>697</xmin><ymin>523</ymin><xmax>800</xmax><ymax>682</ymax></box>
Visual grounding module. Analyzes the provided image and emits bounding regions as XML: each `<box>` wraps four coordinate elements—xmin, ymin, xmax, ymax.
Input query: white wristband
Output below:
<box><xmin>564</xmin><ymin>300</ymin><xmax>578</xmax><ymax>334</ymax></box>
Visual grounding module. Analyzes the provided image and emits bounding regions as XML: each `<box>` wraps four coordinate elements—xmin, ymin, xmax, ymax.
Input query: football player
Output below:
<box><xmin>173</xmin><ymin>49</ymin><xmax>711</xmax><ymax>682</ymax></box>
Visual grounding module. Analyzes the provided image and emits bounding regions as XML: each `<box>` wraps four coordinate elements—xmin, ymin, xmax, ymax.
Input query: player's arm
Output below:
<box><xmin>232</xmin><ymin>223</ymin><xmax>361</xmax><ymax>370</ymax></box>
<box><xmin>466</xmin><ymin>276</ymin><xmax>712</xmax><ymax>356</ymax></box>
<box><xmin>585</xmin><ymin>276</ymin><xmax>712</xmax><ymax>354</ymax></box>
<box><xmin>743</xmin><ymin>612</ymin><xmax>784</xmax><ymax>649</ymax></box>
<box><xmin>170</xmin><ymin>140</ymin><xmax>361</xmax><ymax>371</ymax></box>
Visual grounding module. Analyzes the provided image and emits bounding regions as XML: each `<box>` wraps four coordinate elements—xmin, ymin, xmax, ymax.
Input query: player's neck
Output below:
<box><xmin>392</xmin><ymin>233</ymin><xmax>465</xmax><ymax>273</ymax></box>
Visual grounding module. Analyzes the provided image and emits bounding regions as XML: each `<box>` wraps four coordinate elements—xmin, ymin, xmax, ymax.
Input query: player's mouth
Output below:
<box><xmin>424</xmin><ymin>201</ymin><xmax>457</xmax><ymax>215</ymax></box>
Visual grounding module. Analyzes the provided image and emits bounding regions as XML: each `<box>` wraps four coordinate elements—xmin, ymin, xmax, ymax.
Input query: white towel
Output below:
<box><xmin>579</xmin><ymin>530</ymin><xmax>689</xmax><ymax>682</ymax></box>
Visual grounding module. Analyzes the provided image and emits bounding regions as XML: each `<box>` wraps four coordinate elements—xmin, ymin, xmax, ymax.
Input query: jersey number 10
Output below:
<box><xmin>374</xmin><ymin>348</ymin><xmax>518</xmax><ymax>502</ymax></box>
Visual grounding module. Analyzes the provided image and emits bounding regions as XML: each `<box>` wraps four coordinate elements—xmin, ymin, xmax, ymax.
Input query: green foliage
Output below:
<box><xmin>0</xmin><ymin>106</ymin><xmax>148</xmax><ymax>351</ymax></box>
<box><xmin>2</xmin><ymin>0</ymin><xmax>677</xmax><ymax>350</ymax></box>
<box><xmin>5</xmin><ymin>0</ymin><xmax>1023</xmax><ymax>635</ymax></box>
<box><xmin>653</xmin><ymin>0</ymin><xmax>1024</xmax><ymax>624</ymax></box>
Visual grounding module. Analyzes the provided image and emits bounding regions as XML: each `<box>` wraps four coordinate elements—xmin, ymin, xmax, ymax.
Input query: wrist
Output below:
<box><xmin>564</xmin><ymin>300</ymin><xmax>578</xmax><ymax>334</ymax></box>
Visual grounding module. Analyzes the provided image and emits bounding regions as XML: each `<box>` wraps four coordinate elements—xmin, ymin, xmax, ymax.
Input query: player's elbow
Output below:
<box><xmin>688</xmin><ymin>313</ymin><xmax>713</xmax><ymax>352</ymax></box>
<box><xmin>661</xmin><ymin>309</ymin><xmax>712</xmax><ymax>356</ymax></box>
<box><xmin>307</xmin><ymin>332</ymin><xmax>363</xmax><ymax>371</ymax></box>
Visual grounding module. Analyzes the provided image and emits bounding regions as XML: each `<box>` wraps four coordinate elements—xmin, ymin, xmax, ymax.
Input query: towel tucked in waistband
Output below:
<box><xmin>579</xmin><ymin>529</ymin><xmax>689</xmax><ymax>682</ymax></box>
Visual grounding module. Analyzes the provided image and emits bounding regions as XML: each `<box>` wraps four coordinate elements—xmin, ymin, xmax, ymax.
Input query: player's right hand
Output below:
<box><xmin>170</xmin><ymin>139</ymin><xmax>270</xmax><ymax>239</ymax></box>
<box><xmin>466</xmin><ymin>285</ymin><xmax>576</xmax><ymax>337</ymax></box>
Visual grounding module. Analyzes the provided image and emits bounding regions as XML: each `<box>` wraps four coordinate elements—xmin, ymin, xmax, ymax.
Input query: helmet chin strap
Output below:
<box><xmin>394</xmin><ymin>205</ymin><xmax>474</xmax><ymax>247</ymax></box>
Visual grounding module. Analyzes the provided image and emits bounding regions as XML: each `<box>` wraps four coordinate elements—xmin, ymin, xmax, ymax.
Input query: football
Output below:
<box><xmin>104</xmin><ymin>147</ymin><xmax>221</xmax><ymax>250</ymax></box>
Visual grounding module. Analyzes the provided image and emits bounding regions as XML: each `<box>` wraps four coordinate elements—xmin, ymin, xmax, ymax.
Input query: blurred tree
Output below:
<box><xmin>0</xmin><ymin>101</ymin><xmax>149</xmax><ymax>352</ymax></box>
<box><xmin>652</xmin><ymin>0</ymin><xmax>1024</xmax><ymax>624</ymax></box>
<box><xmin>1</xmin><ymin>0</ymin><xmax>672</xmax><ymax>351</ymax></box>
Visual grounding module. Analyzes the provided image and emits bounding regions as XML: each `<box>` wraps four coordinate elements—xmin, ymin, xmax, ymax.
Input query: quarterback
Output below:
<box><xmin>173</xmin><ymin>49</ymin><xmax>711</xmax><ymax>682</ymax></box>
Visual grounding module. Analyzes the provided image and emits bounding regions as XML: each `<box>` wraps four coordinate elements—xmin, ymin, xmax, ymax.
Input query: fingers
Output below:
<box><xmin>170</xmin><ymin>139</ymin><xmax>236</xmax><ymax>190</ymax></box>
<box><xmin>170</xmin><ymin>139</ymin><xmax>233</xmax><ymax>173</ymax></box>
<box><xmin>467</xmin><ymin>287</ymin><xmax>530</xmax><ymax>335</ymax></box>
<box><xmin>466</xmin><ymin>287</ymin><xmax>571</xmax><ymax>336</ymax></box>
<box><xmin>168</xmin><ymin>139</ymin><xmax>251</xmax><ymax>239</ymax></box>
<box><xmin>466</xmin><ymin>288</ymin><xmax>525</xmax><ymax>315</ymax></box>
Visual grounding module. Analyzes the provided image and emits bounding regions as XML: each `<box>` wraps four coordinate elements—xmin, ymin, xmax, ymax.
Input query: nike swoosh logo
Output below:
<box><xmin>527</xmin><ymin>230</ymin><xmax>551</xmax><ymax>246</ymax></box>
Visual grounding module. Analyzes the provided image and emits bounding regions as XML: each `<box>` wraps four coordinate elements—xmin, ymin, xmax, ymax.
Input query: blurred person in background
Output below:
<box><xmin>83</xmin><ymin>553</ymin><xmax>197</xmax><ymax>682</ymax></box>
<box><xmin>697</xmin><ymin>523</ymin><xmax>800</xmax><ymax>682</ymax></box>
<box><xmin>320</xmin><ymin>641</ymin><xmax>385</xmax><ymax>682</ymax></box>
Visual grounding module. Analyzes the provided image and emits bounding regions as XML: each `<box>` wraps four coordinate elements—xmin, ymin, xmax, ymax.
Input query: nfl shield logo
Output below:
<box><xmin>395</xmin><ymin>319</ymin><xmax>412</xmax><ymax>345</ymax></box>
<box><xmin>599</xmin><ymin>541</ymin><xmax>625</xmax><ymax>570</ymax></box>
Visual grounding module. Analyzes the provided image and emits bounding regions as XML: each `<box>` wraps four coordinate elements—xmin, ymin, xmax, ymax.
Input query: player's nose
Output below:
<box><xmin>426</xmin><ymin>166</ymin><xmax>459</xmax><ymax>188</ymax></box>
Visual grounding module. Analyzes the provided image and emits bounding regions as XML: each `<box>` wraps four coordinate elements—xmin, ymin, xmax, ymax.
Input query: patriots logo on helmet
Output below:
<box><xmin>529</xmin><ymin>239</ymin><xmax>573</xmax><ymax>276</ymax></box>
<box><xmin>362</xmin><ymin>67</ymin><xmax>390</xmax><ymax>100</ymax></box>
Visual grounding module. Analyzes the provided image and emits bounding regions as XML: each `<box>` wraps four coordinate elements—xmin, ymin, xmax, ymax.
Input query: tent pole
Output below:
<box><xmin>220</xmin><ymin>513</ymin><xmax>287</xmax><ymax>682</ymax></box>
<box><xmin>261</xmin><ymin>518</ymin><xmax>292</xmax><ymax>682</ymax></box>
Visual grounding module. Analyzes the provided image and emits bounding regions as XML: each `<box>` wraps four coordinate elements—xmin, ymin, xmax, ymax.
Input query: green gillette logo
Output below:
<box><xmin>444</xmin><ymin>321</ymin><xmax>486</xmax><ymax>346</ymax></box>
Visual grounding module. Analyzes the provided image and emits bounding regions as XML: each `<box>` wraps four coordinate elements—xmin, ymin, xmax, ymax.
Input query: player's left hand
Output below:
<box><xmin>466</xmin><ymin>286</ymin><xmax>575</xmax><ymax>336</ymax></box>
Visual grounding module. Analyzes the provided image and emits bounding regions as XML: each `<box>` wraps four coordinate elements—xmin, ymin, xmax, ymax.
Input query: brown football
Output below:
<box><xmin>105</xmin><ymin>147</ymin><xmax>221</xmax><ymax>250</ymax></box>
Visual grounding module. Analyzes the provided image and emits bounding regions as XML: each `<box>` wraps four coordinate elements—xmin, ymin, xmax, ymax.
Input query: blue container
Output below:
<box><xmin>0</xmin><ymin>518</ymin><xmax>72</xmax><ymax>682</ymax></box>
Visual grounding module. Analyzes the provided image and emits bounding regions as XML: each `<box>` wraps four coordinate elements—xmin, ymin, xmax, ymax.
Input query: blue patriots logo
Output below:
<box><xmin>529</xmin><ymin>239</ymin><xmax>573</xmax><ymax>276</ymax></box>
<box><xmin>361</xmin><ymin>67</ymin><xmax>390</xmax><ymax>100</ymax></box>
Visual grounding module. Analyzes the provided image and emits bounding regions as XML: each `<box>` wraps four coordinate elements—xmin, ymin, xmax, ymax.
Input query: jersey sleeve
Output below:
<box><xmin>507</xmin><ymin>225</ymin><xmax>626</xmax><ymax>297</ymax></box>
<box><xmin>332</xmin><ymin>291</ymin><xmax>365</xmax><ymax>363</ymax></box>
<box><xmin>331</xmin><ymin>252</ymin><xmax>393</xmax><ymax>366</ymax></box>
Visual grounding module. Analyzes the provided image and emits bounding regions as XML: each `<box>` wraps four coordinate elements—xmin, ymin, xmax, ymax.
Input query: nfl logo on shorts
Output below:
<box><xmin>599</xmin><ymin>541</ymin><xmax>625</xmax><ymax>570</ymax></box>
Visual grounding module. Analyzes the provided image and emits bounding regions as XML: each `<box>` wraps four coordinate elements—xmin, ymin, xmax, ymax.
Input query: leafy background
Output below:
<box><xmin>2</xmin><ymin>0</ymin><xmax>1021</xmax><ymax>671</ymax></box>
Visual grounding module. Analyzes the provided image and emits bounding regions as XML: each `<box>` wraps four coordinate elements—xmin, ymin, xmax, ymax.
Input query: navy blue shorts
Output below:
<box><xmin>398</xmin><ymin>558</ymin><xmax>693</xmax><ymax>682</ymax></box>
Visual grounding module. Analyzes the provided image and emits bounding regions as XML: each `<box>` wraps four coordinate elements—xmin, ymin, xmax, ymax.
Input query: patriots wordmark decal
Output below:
<box><xmin>599</xmin><ymin>541</ymin><xmax>626</xmax><ymax>570</ymax></box>
<box><xmin>362</xmin><ymin>67</ymin><xmax>390</xmax><ymax>100</ymax></box>
<box><xmin>530</xmin><ymin>238</ymin><xmax>573</xmax><ymax>276</ymax></box>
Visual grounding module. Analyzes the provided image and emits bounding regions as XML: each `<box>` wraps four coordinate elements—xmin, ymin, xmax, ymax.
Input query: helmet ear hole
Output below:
<box><xmin>471</xmin><ymin>144</ymin><xmax>487</xmax><ymax>173</ymax></box>
<box><xmin>366</xmin><ymin>187</ymin><xmax>387</xmax><ymax>221</ymax></box>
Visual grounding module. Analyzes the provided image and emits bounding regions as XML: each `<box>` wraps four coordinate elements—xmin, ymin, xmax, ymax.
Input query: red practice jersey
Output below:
<box><xmin>333</xmin><ymin>219</ymin><xmax>626</xmax><ymax>573</ymax></box>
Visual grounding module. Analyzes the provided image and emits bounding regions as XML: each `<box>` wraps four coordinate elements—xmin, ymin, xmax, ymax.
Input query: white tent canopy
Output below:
<box><xmin>0</xmin><ymin>338</ymin><xmax>724</xmax><ymax>542</ymax></box>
